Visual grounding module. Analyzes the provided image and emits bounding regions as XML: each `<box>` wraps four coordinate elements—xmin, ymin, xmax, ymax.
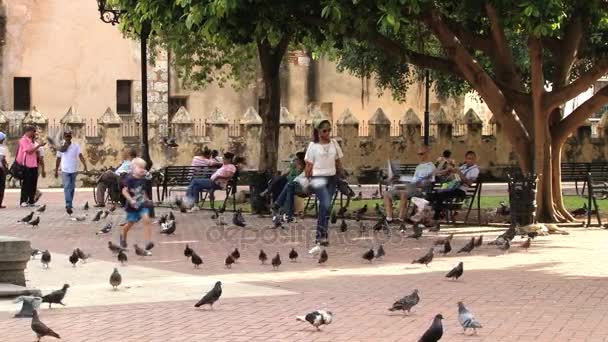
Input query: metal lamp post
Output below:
<box><xmin>423</xmin><ymin>70</ymin><xmax>430</xmax><ymax>146</ymax></box>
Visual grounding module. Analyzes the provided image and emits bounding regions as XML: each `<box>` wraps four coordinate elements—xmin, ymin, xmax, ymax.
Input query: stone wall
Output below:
<box><xmin>1</xmin><ymin>105</ymin><xmax>607</xmax><ymax>188</ymax></box>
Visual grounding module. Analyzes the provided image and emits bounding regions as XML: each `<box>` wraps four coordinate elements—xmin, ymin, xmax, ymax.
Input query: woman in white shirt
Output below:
<box><xmin>304</xmin><ymin>119</ymin><xmax>344</xmax><ymax>246</ymax></box>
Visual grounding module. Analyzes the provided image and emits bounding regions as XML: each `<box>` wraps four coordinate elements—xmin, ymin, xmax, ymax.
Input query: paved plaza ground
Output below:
<box><xmin>2</xmin><ymin>190</ymin><xmax>608</xmax><ymax>341</ymax></box>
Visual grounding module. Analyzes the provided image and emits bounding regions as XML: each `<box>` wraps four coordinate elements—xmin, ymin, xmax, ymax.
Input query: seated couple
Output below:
<box><xmin>270</xmin><ymin>152</ymin><xmax>306</xmax><ymax>222</ymax></box>
<box><xmin>183</xmin><ymin>151</ymin><xmax>240</xmax><ymax>210</ymax></box>
<box><xmin>383</xmin><ymin>147</ymin><xmax>479</xmax><ymax>224</ymax></box>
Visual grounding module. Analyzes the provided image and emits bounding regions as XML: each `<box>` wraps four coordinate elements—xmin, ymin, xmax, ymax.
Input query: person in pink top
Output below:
<box><xmin>184</xmin><ymin>151</ymin><xmax>236</xmax><ymax>208</ymax></box>
<box><xmin>16</xmin><ymin>126</ymin><xmax>46</xmax><ymax>207</ymax></box>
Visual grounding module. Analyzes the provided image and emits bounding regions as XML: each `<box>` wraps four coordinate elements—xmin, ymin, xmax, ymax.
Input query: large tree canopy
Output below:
<box><xmin>301</xmin><ymin>0</ymin><xmax>608</xmax><ymax>222</ymax></box>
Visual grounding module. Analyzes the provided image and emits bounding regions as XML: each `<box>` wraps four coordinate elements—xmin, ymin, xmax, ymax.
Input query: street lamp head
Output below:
<box><xmin>97</xmin><ymin>0</ymin><xmax>122</xmax><ymax>25</ymax></box>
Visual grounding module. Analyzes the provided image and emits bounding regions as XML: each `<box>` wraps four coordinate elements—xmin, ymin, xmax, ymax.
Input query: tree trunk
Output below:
<box><xmin>258</xmin><ymin>59</ymin><xmax>281</xmax><ymax>172</ymax></box>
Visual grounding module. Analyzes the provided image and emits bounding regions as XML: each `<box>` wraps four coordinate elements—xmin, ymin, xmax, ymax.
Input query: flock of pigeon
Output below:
<box><xmin>17</xmin><ymin>198</ymin><xmax>538</xmax><ymax>341</ymax></box>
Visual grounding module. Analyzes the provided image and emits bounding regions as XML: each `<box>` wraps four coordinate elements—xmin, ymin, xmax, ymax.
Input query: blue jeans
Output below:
<box><xmin>274</xmin><ymin>181</ymin><xmax>296</xmax><ymax>218</ymax></box>
<box><xmin>311</xmin><ymin>176</ymin><xmax>337</xmax><ymax>241</ymax></box>
<box><xmin>186</xmin><ymin>178</ymin><xmax>219</xmax><ymax>203</ymax></box>
<box><xmin>61</xmin><ymin>172</ymin><xmax>77</xmax><ymax>209</ymax></box>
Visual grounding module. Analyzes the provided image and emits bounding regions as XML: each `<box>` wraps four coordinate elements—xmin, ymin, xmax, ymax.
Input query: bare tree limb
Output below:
<box><xmin>545</xmin><ymin>59</ymin><xmax>608</xmax><ymax>109</ymax></box>
<box><xmin>553</xmin><ymin>10</ymin><xmax>584</xmax><ymax>89</ymax></box>
<box><xmin>553</xmin><ymin>84</ymin><xmax>608</xmax><ymax>144</ymax></box>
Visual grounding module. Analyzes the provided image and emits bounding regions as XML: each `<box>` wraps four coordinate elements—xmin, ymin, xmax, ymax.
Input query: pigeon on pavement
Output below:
<box><xmin>96</xmin><ymin>223</ymin><xmax>113</xmax><ymax>235</ymax></box>
<box><xmin>109</xmin><ymin>268</ymin><xmax>122</xmax><ymax>290</ymax></box>
<box><xmin>19</xmin><ymin>211</ymin><xmax>34</xmax><ymax>223</ymax></box>
<box><xmin>289</xmin><ymin>248</ymin><xmax>298</xmax><ymax>262</ymax></box>
<box><xmin>388</xmin><ymin>289</ymin><xmax>420</xmax><ymax>315</ymax></box>
<box><xmin>407</xmin><ymin>224</ymin><xmax>423</xmax><ymax>239</ymax></box>
<box><xmin>168</xmin><ymin>211</ymin><xmax>175</xmax><ymax>221</ymax></box>
<box><xmin>520</xmin><ymin>237</ymin><xmax>531</xmax><ymax>251</ymax></box>
<box><xmin>41</xmin><ymin>284</ymin><xmax>69</xmax><ymax>308</ymax></box>
<box><xmin>231</xmin><ymin>248</ymin><xmax>240</xmax><ymax>262</ymax></box>
<box><xmin>108</xmin><ymin>241</ymin><xmax>125</xmax><ymax>254</ymax></box>
<box><xmin>499</xmin><ymin>239</ymin><xmax>511</xmax><ymax>252</ymax></box>
<box><xmin>362</xmin><ymin>248</ymin><xmax>374</xmax><ymax>263</ymax></box>
<box><xmin>330</xmin><ymin>211</ymin><xmax>338</xmax><ymax>224</ymax></box>
<box><xmin>318</xmin><ymin>249</ymin><xmax>328</xmax><ymax>265</ymax></box>
<box><xmin>28</xmin><ymin>216</ymin><xmax>41</xmax><ymax>228</ymax></box>
<box><xmin>194</xmin><ymin>281</ymin><xmax>222</xmax><ymax>309</ymax></box>
<box><xmin>68</xmin><ymin>250</ymin><xmax>79</xmax><ymax>267</ymax></box>
<box><xmin>442</xmin><ymin>240</ymin><xmax>452</xmax><ymax>255</ymax></box>
<box><xmin>418</xmin><ymin>314</ymin><xmax>444</xmax><ymax>342</ymax></box>
<box><xmin>434</xmin><ymin>233</ymin><xmax>454</xmax><ymax>246</ymax></box>
<box><xmin>83</xmin><ymin>201</ymin><xmax>89</xmax><ymax>210</ymax></box>
<box><xmin>258</xmin><ymin>249</ymin><xmax>268</xmax><ymax>264</ymax></box>
<box><xmin>232</xmin><ymin>208</ymin><xmax>246</xmax><ymax>227</ymax></box>
<box><xmin>191</xmin><ymin>251</ymin><xmax>203</xmax><ymax>268</ymax></box>
<box><xmin>271</xmin><ymin>252</ymin><xmax>281</xmax><ymax>270</ymax></box>
<box><xmin>134</xmin><ymin>244</ymin><xmax>149</xmax><ymax>257</ymax></box>
<box><xmin>474</xmin><ymin>235</ymin><xmax>483</xmax><ymax>247</ymax></box>
<box><xmin>458</xmin><ymin>302</ymin><xmax>482</xmax><ymax>334</ymax></box>
<box><xmin>340</xmin><ymin>219</ymin><xmax>348</xmax><ymax>232</ymax></box>
<box><xmin>354</xmin><ymin>204</ymin><xmax>368</xmax><ymax>221</ymax></box>
<box><xmin>296</xmin><ymin>310</ymin><xmax>334</xmax><ymax>331</ymax></box>
<box><xmin>160</xmin><ymin>220</ymin><xmax>176</xmax><ymax>235</ymax></box>
<box><xmin>31</xmin><ymin>310</ymin><xmax>60</xmax><ymax>341</ymax></box>
<box><xmin>457</xmin><ymin>237</ymin><xmax>475</xmax><ymax>253</ymax></box>
<box><xmin>117</xmin><ymin>250</ymin><xmax>128</xmax><ymax>265</ymax></box>
<box><xmin>412</xmin><ymin>248</ymin><xmax>434</xmax><ymax>267</ymax></box>
<box><xmin>36</xmin><ymin>204</ymin><xmax>46</xmax><ymax>213</ymax></box>
<box><xmin>375</xmin><ymin>245</ymin><xmax>385</xmax><ymax>259</ymax></box>
<box><xmin>184</xmin><ymin>244</ymin><xmax>193</xmax><ymax>259</ymax></box>
<box><xmin>76</xmin><ymin>248</ymin><xmax>90</xmax><ymax>263</ymax></box>
<box><xmin>445</xmin><ymin>262</ymin><xmax>464</xmax><ymax>280</ymax></box>
<box><xmin>225</xmin><ymin>255</ymin><xmax>235</xmax><ymax>268</ymax></box>
<box><xmin>41</xmin><ymin>250</ymin><xmax>51</xmax><ymax>268</ymax></box>
<box><xmin>92</xmin><ymin>210</ymin><xmax>103</xmax><ymax>222</ymax></box>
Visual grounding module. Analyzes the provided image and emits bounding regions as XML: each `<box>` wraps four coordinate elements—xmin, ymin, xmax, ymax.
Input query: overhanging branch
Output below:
<box><xmin>553</xmin><ymin>84</ymin><xmax>608</xmax><ymax>144</ymax></box>
<box><xmin>546</xmin><ymin>59</ymin><xmax>608</xmax><ymax>109</ymax></box>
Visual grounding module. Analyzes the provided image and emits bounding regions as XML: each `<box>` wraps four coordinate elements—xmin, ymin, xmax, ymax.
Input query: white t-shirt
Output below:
<box><xmin>304</xmin><ymin>139</ymin><xmax>344</xmax><ymax>177</ymax></box>
<box><xmin>0</xmin><ymin>145</ymin><xmax>6</xmax><ymax>158</ymax></box>
<box><xmin>458</xmin><ymin>164</ymin><xmax>479</xmax><ymax>191</ymax></box>
<box><xmin>412</xmin><ymin>162</ymin><xmax>436</xmax><ymax>184</ymax></box>
<box><xmin>56</xmin><ymin>143</ymin><xmax>81</xmax><ymax>173</ymax></box>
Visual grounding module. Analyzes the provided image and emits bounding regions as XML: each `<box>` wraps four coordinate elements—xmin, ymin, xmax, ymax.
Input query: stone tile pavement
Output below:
<box><xmin>1</xmin><ymin>191</ymin><xmax>608</xmax><ymax>341</ymax></box>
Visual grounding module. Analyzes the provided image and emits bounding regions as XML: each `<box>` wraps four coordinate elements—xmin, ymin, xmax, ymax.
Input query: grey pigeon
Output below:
<box><xmin>14</xmin><ymin>296</ymin><xmax>42</xmax><ymax>318</ymax></box>
<box><xmin>108</xmin><ymin>241</ymin><xmax>124</xmax><ymax>254</ymax></box>
<box><xmin>96</xmin><ymin>223</ymin><xmax>113</xmax><ymax>235</ymax></box>
<box><xmin>318</xmin><ymin>249</ymin><xmax>328</xmax><ymax>264</ymax></box>
<box><xmin>499</xmin><ymin>239</ymin><xmax>511</xmax><ymax>252</ymax></box>
<box><xmin>28</xmin><ymin>216</ymin><xmax>41</xmax><ymax>227</ymax></box>
<box><xmin>41</xmin><ymin>250</ymin><xmax>51</xmax><ymax>268</ymax></box>
<box><xmin>362</xmin><ymin>248</ymin><xmax>374</xmax><ymax>263</ymax></box>
<box><xmin>445</xmin><ymin>262</ymin><xmax>464</xmax><ymax>280</ymax></box>
<box><xmin>68</xmin><ymin>250</ymin><xmax>79</xmax><ymax>267</ymax></box>
<box><xmin>232</xmin><ymin>208</ymin><xmax>246</xmax><ymax>227</ymax></box>
<box><xmin>134</xmin><ymin>244</ymin><xmax>147</xmax><ymax>257</ymax></box>
<box><xmin>160</xmin><ymin>220</ymin><xmax>176</xmax><ymax>235</ymax></box>
<box><xmin>168</xmin><ymin>211</ymin><xmax>175</xmax><ymax>221</ymax></box>
<box><xmin>434</xmin><ymin>233</ymin><xmax>454</xmax><ymax>246</ymax></box>
<box><xmin>474</xmin><ymin>235</ymin><xmax>483</xmax><ymax>247</ymax></box>
<box><xmin>225</xmin><ymin>255</ymin><xmax>235</xmax><ymax>268</ymax></box>
<box><xmin>101</xmin><ymin>210</ymin><xmax>110</xmax><ymax>219</ymax></box>
<box><xmin>296</xmin><ymin>310</ymin><xmax>334</xmax><ymax>331</ymax></box>
<box><xmin>41</xmin><ymin>284</ymin><xmax>69</xmax><ymax>308</ymax></box>
<box><xmin>83</xmin><ymin>201</ymin><xmax>89</xmax><ymax>210</ymax></box>
<box><xmin>374</xmin><ymin>246</ymin><xmax>386</xmax><ymax>260</ymax></box>
<box><xmin>191</xmin><ymin>251</ymin><xmax>203</xmax><ymax>268</ymax></box>
<box><xmin>184</xmin><ymin>244</ymin><xmax>193</xmax><ymax>259</ymax></box>
<box><xmin>458</xmin><ymin>302</ymin><xmax>482</xmax><ymax>334</ymax></box>
<box><xmin>258</xmin><ymin>249</ymin><xmax>268</xmax><ymax>264</ymax></box>
<box><xmin>19</xmin><ymin>211</ymin><xmax>34</xmax><ymax>223</ymax></box>
<box><xmin>407</xmin><ymin>223</ymin><xmax>423</xmax><ymax>239</ymax></box>
<box><xmin>418</xmin><ymin>314</ymin><xmax>443</xmax><ymax>342</ymax></box>
<box><xmin>92</xmin><ymin>210</ymin><xmax>103</xmax><ymax>222</ymax></box>
<box><xmin>354</xmin><ymin>204</ymin><xmax>367</xmax><ymax>221</ymax></box>
<box><xmin>442</xmin><ymin>240</ymin><xmax>452</xmax><ymax>255</ymax></box>
<box><xmin>36</xmin><ymin>204</ymin><xmax>46</xmax><ymax>213</ymax></box>
<box><xmin>412</xmin><ymin>248</ymin><xmax>434</xmax><ymax>267</ymax></box>
<box><xmin>457</xmin><ymin>237</ymin><xmax>475</xmax><ymax>253</ymax></box>
<box><xmin>194</xmin><ymin>281</ymin><xmax>222</xmax><ymax>309</ymax></box>
<box><xmin>31</xmin><ymin>310</ymin><xmax>61</xmax><ymax>341</ymax></box>
<box><xmin>231</xmin><ymin>248</ymin><xmax>240</xmax><ymax>262</ymax></box>
<box><xmin>388</xmin><ymin>289</ymin><xmax>420</xmax><ymax>315</ymax></box>
<box><xmin>289</xmin><ymin>248</ymin><xmax>298</xmax><ymax>262</ymax></box>
<box><xmin>109</xmin><ymin>268</ymin><xmax>122</xmax><ymax>290</ymax></box>
<box><xmin>271</xmin><ymin>252</ymin><xmax>281</xmax><ymax>270</ymax></box>
<box><xmin>31</xmin><ymin>249</ymin><xmax>42</xmax><ymax>259</ymax></box>
<box><xmin>117</xmin><ymin>250</ymin><xmax>128</xmax><ymax>265</ymax></box>
<box><xmin>75</xmin><ymin>248</ymin><xmax>90</xmax><ymax>263</ymax></box>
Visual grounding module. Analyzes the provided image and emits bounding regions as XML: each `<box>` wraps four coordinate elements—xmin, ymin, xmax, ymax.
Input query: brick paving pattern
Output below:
<box><xmin>1</xmin><ymin>191</ymin><xmax>608</xmax><ymax>341</ymax></box>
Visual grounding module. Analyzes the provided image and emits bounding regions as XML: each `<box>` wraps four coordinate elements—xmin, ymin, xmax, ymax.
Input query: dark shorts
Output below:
<box><xmin>126</xmin><ymin>207</ymin><xmax>150</xmax><ymax>222</ymax></box>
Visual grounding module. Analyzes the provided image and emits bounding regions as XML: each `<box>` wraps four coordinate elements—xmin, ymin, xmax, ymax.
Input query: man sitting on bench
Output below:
<box><xmin>384</xmin><ymin>146</ymin><xmax>436</xmax><ymax>223</ymax></box>
<box><xmin>95</xmin><ymin>147</ymin><xmax>137</xmax><ymax>207</ymax></box>
<box><xmin>184</xmin><ymin>151</ymin><xmax>236</xmax><ymax>211</ymax></box>
<box><xmin>427</xmin><ymin>150</ymin><xmax>479</xmax><ymax>230</ymax></box>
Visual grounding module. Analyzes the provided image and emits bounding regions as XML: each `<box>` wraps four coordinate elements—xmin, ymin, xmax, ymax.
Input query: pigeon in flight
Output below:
<box><xmin>458</xmin><ymin>301</ymin><xmax>482</xmax><ymax>334</ymax></box>
<box><xmin>388</xmin><ymin>289</ymin><xmax>420</xmax><ymax>315</ymax></box>
<box><xmin>14</xmin><ymin>295</ymin><xmax>42</xmax><ymax>318</ymax></box>
<box><xmin>194</xmin><ymin>281</ymin><xmax>222</xmax><ymax>309</ymax></box>
<box><xmin>445</xmin><ymin>262</ymin><xmax>464</xmax><ymax>280</ymax></box>
<box><xmin>31</xmin><ymin>310</ymin><xmax>61</xmax><ymax>341</ymax></box>
<box><xmin>418</xmin><ymin>314</ymin><xmax>444</xmax><ymax>342</ymax></box>
<box><xmin>296</xmin><ymin>310</ymin><xmax>334</xmax><ymax>331</ymax></box>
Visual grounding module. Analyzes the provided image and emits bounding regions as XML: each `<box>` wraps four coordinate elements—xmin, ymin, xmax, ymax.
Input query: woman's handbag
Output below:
<box><xmin>9</xmin><ymin>145</ymin><xmax>26</xmax><ymax>180</ymax></box>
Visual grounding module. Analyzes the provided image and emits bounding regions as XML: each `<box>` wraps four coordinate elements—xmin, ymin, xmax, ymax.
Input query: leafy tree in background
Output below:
<box><xmin>303</xmin><ymin>0</ymin><xmax>608</xmax><ymax>222</ymax></box>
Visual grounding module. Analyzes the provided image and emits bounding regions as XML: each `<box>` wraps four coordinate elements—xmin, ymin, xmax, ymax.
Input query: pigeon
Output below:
<box><xmin>375</xmin><ymin>245</ymin><xmax>385</xmax><ymax>259</ymax></box>
<box><xmin>28</xmin><ymin>216</ymin><xmax>41</xmax><ymax>228</ymax></box>
<box><xmin>225</xmin><ymin>255</ymin><xmax>235</xmax><ymax>268</ymax></box>
<box><xmin>160</xmin><ymin>220</ymin><xmax>176</xmax><ymax>235</ymax></box>
<box><xmin>96</xmin><ymin>222</ymin><xmax>113</xmax><ymax>235</ymax></box>
<box><xmin>457</xmin><ymin>237</ymin><xmax>475</xmax><ymax>253</ymax></box>
<box><xmin>232</xmin><ymin>208</ymin><xmax>246</xmax><ymax>227</ymax></box>
<box><xmin>210</xmin><ymin>209</ymin><xmax>218</xmax><ymax>220</ymax></box>
<box><xmin>31</xmin><ymin>249</ymin><xmax>42</xmax><ymax>259</ymax></box>
<box><xmin>458</xmin><ymin>302</ymin><xmax>482</xmax><ymax>334</ymax></box>
<box><xmin>168</xmin><ymin>211</ymin><xmax>175</xmax><ymax>221</ymax></box>
<box><xmin>418</xmin><ymin>314</ymin><xmax>444</xmax><ymax>342</ymax></box>
<box><xmin>271</xmin><ymin>252</ymin><xmax>281</xmax><ymax>270</ymax></box>
<box><xmin>354</xmin><ymin>192</ymin><xmax>362</xmax><ymax>201</ymax></box>
<box><xmin>501</xmin><ymin>226</ymin><xmax>517</xmax><ymax>241</ymax></box>
<box><xmin>340</xmin><ymin>219</ymin><xmax>348</xmax><ymax>232</ymax></box>
<box><xmin>330</xmin><ymin>211</ymin><xmax>338</xmax><ymax>224</ymax></box>
<box><xmin>259</xmin><ymin>249</ymin><xmax>268</xmax><ymax>264</ymax></box>
<box><xmin>373</xmin><ymin>216</ymin><xmax>387</xmax><ymax>231</ymax></box>
<box><xmin>134</xmin><ymin>244</ymin><xmax>148</xmax><ymax>257</ymax></box>
<box><xmin>158</xmin><ymin>214</ymin><xmax>168</xmax><ymax>225</ymax></box>
<box><xmin>296</xmin><ymin>310</ymin><xmax>334</xmax><ymax>331</ymax></box>
<box><xmin>84</xmin><ymin>201</ymin><xmax>89</xmax><ymax>211</ymax></box>
<box><xmin>388</xmin><ymin>289</ymin><xmax>419</xmax><ymax>315</ymax></box>
<box><xmin>31</xmin><ymin>310</ymin><xmax>61</xmax><ymax>341</ymax></box>
<box><xmin>442</xmin><ymin>240</ymin><xmax>452</xmax><ymax>255</ymax></box>
<box><xmin>75</xmin><ymin>248</ymin><xmax>90</xmax><ymax>263</ymax></box>
<box><xmin>68</xmin><ymin>250</ymin><xmax>79</xmax><ymax>267</ymax></box>
<box><xmin>520</xmin><ymin>237</ymin><xmax>531</xmax><ymax>251</ymax></box>
<box><xmin>92</xmin><ymin>210</ymin><xmax>103</xmax><ymax>222</ymax></box>
<box><xmin>41</xmin><ymin>250</ymin><xmax>51</xmax><ymax>268</ymax></box>
<box><xmin>434</xmin><ymin>233</ymin><xmax>454</xmax><ymax>246</ymax></box>
<box><xmin>371</xmin><ymin>189</ymin><xmax>379</xmax><ymax>199</ymax></box>
<box><xmin>318</xmin><ymin>249</ymin><xmax>328</xmax><ymax>264</ymax></box>
<box><xmin>399</xmin><ymin>222</ymin><xmax>407</xmax><ymax>233</ymax></box>
<box><xmin>496</xmin><ymin>201</ymin><xmax>510</xmax><ymax>216</ymax></box>
<box><xmin>570</xmin><ymin>203</ymin><xmax>587</xmax><ymax>217</ymax></box>
<box><xmin>101</xmin><ymin>210</ymin><xmax>110</xmax><ymax>219</ymax></box>
<box><xmin>272</xmin><ymin>213</ymin><xmax>283</xmax><ymax>229</ymax></box>
<box><xmin>354</xmin><ymin>204</ymin><xmax>368</xmax><ymax>221</ymax></box>
<box><xmin>117</xmin><ymin>250</ymin><xmax>128</xmax><ymax>265</ymax></box>
<box><xmin>194</xmin><ymin>281</ymin><xmax>222</xmax><ymax>309</ymax></box>
<box><xmin>231</xmin><ymin>248</ymin><xmax>240</xmax><ymax>262</ymax></box>
<box><xmin>412</xmin><ymin>248</ymin><xmax>434</xmax><ymax>267</ymax></box>
<box><xmin>36</xmin><ymin>204</ymin><xmax>46</xmax><ymax>213</ymax></box>
<box><xmin>407</xmin><ymin>224</ymin><xmax>423</xmax><ymax>239</ymax></box>
<box><xmin>109</xmin><ymin>268</ymin><xmax>122</xmax><ymax>290</ymax></box>
<box><xmin>374</xmin><ymin>203</ymin><xmax>383</xmax><ymax>216</ymax></box>
<box><xmin>41</xmin><ymin>284</ymin><xmax>69</xmax><ymax>308</ymax></box>
<box><xmin>289</xmin><ymin>248</ymin><xmax>298</xmax><ymax>262</ymax></box>
<box><xmin>191</xmin><ymin>251</ymin><xmax>203</xmax><ymax>268</ymax></box>
<box><xmin>362</xmin><ymin>248</ymin><xmax>375</xmax><ymax>263</ymax></box>
<box><xmin>184</xmin><ymin>244</ymin><xmax>193</xmax><ymax>259</ymax></box>
<box><xmin>499</xmin><ymin>239</ymin><xmax>511</xmax><ymax>252</ymax></box>
<box><xmin>19</xmin><ymin>211</ymin><xmax>35</xmax><ymax>223</ymax></box>
<box><xmin>14</xmin><ymin>295</ymin><xmax>42</xmax><ymax>318</ymax></box>
<box><xmin>474</xmin><ymin>235</ymin><xmax>483</xmax><ymax>247</ymax></box>
<box><xmin>108</xmin><ymin>241</ymin><xmax>125</xmax><ymax>254</ymax></box>
<box><xmin>445</xmin><ymin>261</ymin><xmax>464</xmax><ymax>280</ymax></box>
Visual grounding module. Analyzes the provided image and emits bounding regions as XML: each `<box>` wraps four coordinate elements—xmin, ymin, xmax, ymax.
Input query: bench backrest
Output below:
<box><xmin>162</xmin><ymin>166</ymin><xmax>220</xmax><ymax>187</ymax></box>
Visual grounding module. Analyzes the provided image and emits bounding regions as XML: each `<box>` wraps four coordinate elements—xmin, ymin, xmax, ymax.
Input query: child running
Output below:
<box><xmin>120</xmin><ymin>157</ymin><xmax>154</xmax><ymax>255</ymax></box>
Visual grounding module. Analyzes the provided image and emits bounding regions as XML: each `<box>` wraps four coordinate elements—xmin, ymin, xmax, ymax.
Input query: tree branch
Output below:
<box><xmin>553</xmin><ymin>10</ymin><xmax>584</xmax><ymax>89</ymax></box>
<box><xmin>553</xmin><ymin>84</ymin><xmax>608</xmax><ymax>144</ymax></box>
<box><xmin>442</xmin><ymin>17</ymin><xmax>491</xmax><ymax>52</ymax></box>
<box><xmin>545</xmin><ymin>59</ymin><xmax>608</xmax><ymax>109</ymax></box>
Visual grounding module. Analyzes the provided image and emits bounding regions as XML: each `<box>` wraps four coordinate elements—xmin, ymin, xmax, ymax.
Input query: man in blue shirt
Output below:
<box><xmin>95</xmin><ymin>147</ymin><xmax>136</xmax><ymax>207</ymax></box>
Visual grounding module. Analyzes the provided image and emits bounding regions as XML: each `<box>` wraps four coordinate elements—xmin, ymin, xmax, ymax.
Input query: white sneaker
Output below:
<box><xmin>144</xmin><ymin>250</ymin><xmax>152</xmax><ymax>256</ymax></box>
<box><xmin>188</xmin><ymin>207</ymin><xmax>200</xmax><ymax>213</ymax></box>
<box><xmin>20</xmin><ymin>202</ymin><xmax>29</xmax><ymax>208</ymax></box>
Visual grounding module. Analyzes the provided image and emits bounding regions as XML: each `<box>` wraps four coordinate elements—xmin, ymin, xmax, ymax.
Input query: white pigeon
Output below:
<box><xmin>458</xmin><ymin>301</ymin><xmax>482</xmax><ymax>334</ymax></box>
<box><xmin>296</xmin><ymin>310</ymin><xmax>334</xmax><ymax>330</ymax></box>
